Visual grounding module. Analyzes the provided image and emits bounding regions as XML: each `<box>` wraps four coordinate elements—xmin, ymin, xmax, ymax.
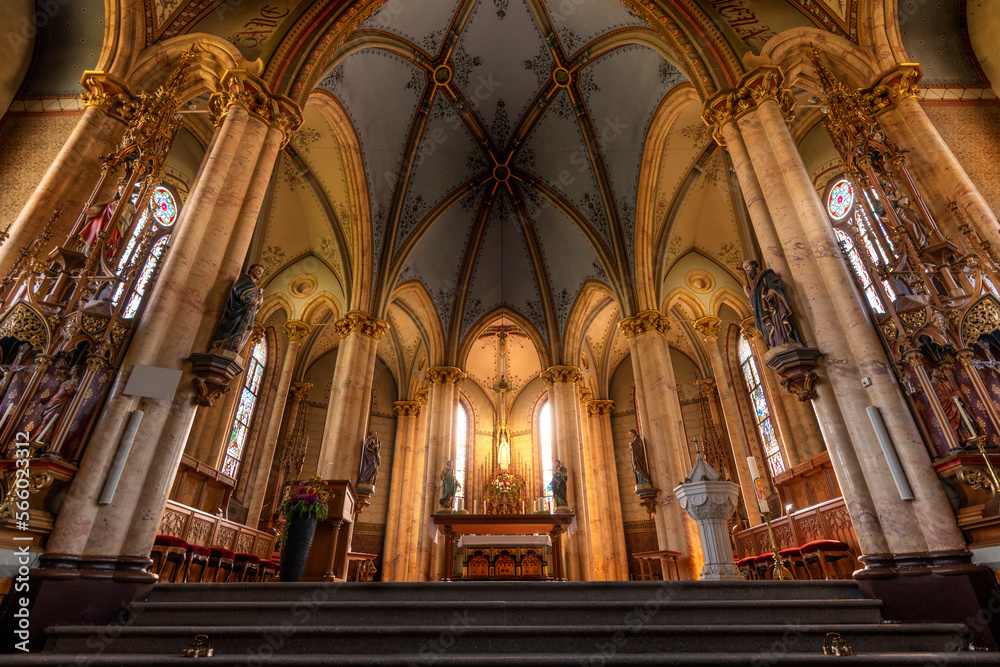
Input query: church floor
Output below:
<box><xmin>5</xmin><ymin>581</ymin><xmax>1000</xmax><ymax>664</ymax></box>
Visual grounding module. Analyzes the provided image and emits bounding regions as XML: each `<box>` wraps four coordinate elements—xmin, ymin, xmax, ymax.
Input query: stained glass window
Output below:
<box><xmin>539</xmin><ymin>400</ymin><xmax>553</xmax><ymax>499</ymax></box>
<box><xmin>151</xmin><ymin>186</ymin><xmax>178</xmax><ymax>226</ymax></box>
<box><xmin>455</xmin><ymin>403</ymin><xmax>468</xmax><ymax>499</ymax></box>
<box><xmin>113</xmin><ymin>185</ymin><xmax>178</xmax><ymax>316</ymax></box>
<box><xmin>122</xmin><ymin>236</ymin><xmax>169</xmax><ymax>319</ymax></box>
<box><xmin>221</xmin><ymin>337</ymin><xmax>267</xmax><ymax>478</ymax></box>
<box><xmin>738</xmin><ymin>335</ymin><xmax>785</xmax><ymax>477</ymax></box>
<box><xmin>827</xmin><ymin>178</ymin><xmax>854</xmax><ymax>220</ymax></box>
<box><xmin>835</xmin><ymin>228</ymin><xmax>886</xmax><ymax>314</ymax></box>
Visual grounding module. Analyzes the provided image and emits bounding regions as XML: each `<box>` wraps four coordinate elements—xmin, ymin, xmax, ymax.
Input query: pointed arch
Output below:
<box><xmin>562</xmin><ymin>281</ymin><xmax>618</xmax><ymax>369</ymax></box>
<box><xmin>710</xmin><ymin>287</ymin><xmax>752</xmax><ymax>320</ymax></box>
<box><xmin>388</xmin><ymin>280</ymin><xmax>447</xmax><ymax>369</ymax></box>
<box><xmin>457</xmin><ymin>308</ymin><xmax>552</xmax><ymax>373</ymax></box>
<box><xmin>762</xmin><ymin>28</ymin><xmax>880</xmax><ymax>93</ymax></box>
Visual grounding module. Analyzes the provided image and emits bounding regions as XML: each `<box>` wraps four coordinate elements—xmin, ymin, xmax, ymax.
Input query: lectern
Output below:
<box><xmin>299</xmin><ymin>480</ymin><xmax>357</xmax><ymax>581</ymax></box>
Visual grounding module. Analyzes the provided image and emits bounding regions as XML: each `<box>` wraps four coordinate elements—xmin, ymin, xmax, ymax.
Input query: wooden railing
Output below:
<box><xmin>734</xmin><ymin>496</ymin><xmax>858</xmax><ymax>562</ymax></box>
<box><xmin>158</xmin><ymin>499</ymin><xmax>277</xmax><ymax>559</ymax></box>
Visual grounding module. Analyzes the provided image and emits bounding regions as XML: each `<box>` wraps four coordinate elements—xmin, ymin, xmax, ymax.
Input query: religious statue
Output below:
<box><xmin>549</xmin><ymin>459</ymin><xmax>568</xmax><ymax>508</ymax></box>
<box><xmin>357</xmin><ymin>431</ymin><xmax>381</xmax><ymax>486</ymax></box>
<box><xmin>929</xmin><ymin>368</ymin><xmax>976</xmax><ymax>441</ymax></box>
<box><xmin>885</xmin><ymin>187</ymin><xmax>927</xmax><ymax>248</ymax></box>
<box><xmin>743</xmin><ymin>260</ymin><xmax>801</xmax><ymax>348</ymax></box>
<box><xmin>211</xmin><ymin>264</ymin><xmax>265</xmax><ymax>352</ymax></box>
<box><xmin>628</xmin><ymin>429</ymin><xmax>652</xmax><ymax>486</ymax></box>
<box><xmin>440</xmin><ymin>460</ymin><xmax>460</xmax><ymax>509</ymax></box>
<box><xmin>37</xmin><ymin>372</ymin><xmax>80</xmax><ymax>445</ymax></box>
<box><xmin>77</xmin><ymin>196</ymin><xmax>136</xmax><ymax>257</ymax></box>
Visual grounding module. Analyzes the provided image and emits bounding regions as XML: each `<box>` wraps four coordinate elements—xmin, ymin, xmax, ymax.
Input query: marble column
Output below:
<box><xmin>418</xmin><ymin>367</ymin><xmax>463</xmax><ymax>581</ymax></box>
<box><xmin>315</xmin><ymin>311</ymin><xmax>388</xmax><ymax>481</ymax></box>
<box><xmin>405</xmin><ymin>389</ymin><xmax>429</xmax><ymax>581</ymax></box>
<box><xmin>704</xmin><ymin>76</ymin><xmax>891</xmax><ymax>559</ymax></box>
<box><xmin>541</xmin><ymin>366</ymin><xmax>591</xmax><ymax>581</ymax></box>
<box><xmin>586</xmin><ymin>399</ymin><xmax>630</xmax><ymax>581</ymax></box>
<box><xmin>618</xmin><ymin>311</ymin><xmax>696</xmax><ymax>579</ymax></box>
<box><xmin>694</xmin><ymin>317</ymin><xmax>762</xmax><ymax>525</ymax></box>
<box><xmin>382</xmin><ymin>400</ymin><xmax>420</xmax><ymax>581</ymax></box>
<box><xmin>0</xmin><ymin>79</ymin><xmax>127</xmax><ymax>278</ymax></box>
<box><xmin>578</xmin><ymin>388</ymin><xmax>608</xmax><ymax>580</ymax></box>
<box><xmin>245</xmin><ymin>320</ymin><xmax>311</xmax><ymax>526</ymax></box>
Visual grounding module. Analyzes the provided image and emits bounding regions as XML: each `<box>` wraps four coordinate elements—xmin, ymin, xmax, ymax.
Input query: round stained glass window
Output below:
<box><xmin>827</xmin><ymin>178</ymin><xmax>854</xmax><ymax>220</ymax></box>
<box><xmin>151</xmin><ymin>186</ymin><xmax>177</xmax><ymax>227</ymax></box>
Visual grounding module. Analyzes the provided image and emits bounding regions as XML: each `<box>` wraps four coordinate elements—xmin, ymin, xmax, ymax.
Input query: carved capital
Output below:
<box><xmin>209</xmin><ymin>70</ymin><xmax>303</xmax><ymax>136</ymax></box>
<box><xmin>862</xmin><ymin>63</ymin><xmax>923</xmax><ymax>115</ymax></box>
<box><xmin>586</xmin><ymin>399</ymin><xmax>615</xmax><ymax>417</ymax></box>
<box><xmin>541</xmin><ymin>365</ymin><xmax>584</xmax><ymax>386</ymax></box>
<box><xmin>334</xmin><ymin>311</ymin><xmax>388</xmax><ymax>341</ymax></box>
<box><xmin>425</xmin><ymin>366</ymin><xmax>465</xmax><ymax>385</ymax></box>
<box><xmin>694</xmin><ymin>315</ymin><xmax>722</xmax><ymax>340</ymax></box>
<box><xmin>290</xmin><ymin>382</ymin><xmax>312</xmax><ymax>401</ymax></box>
<box><xmin>415</xmin><ymin>387</ymin><xmax>429</xmax><ymax>405</ymax></box>
<box><xmin>694</xmin><ymin>377</ymin><xmax>717</xmax><ymax>396</ymax></box>
<box><xmin>701</xmin><ymin>65</ymin><xmax>795</xmax><ymax>142</ymax></box>
<box><xmin>739</xmin><ymin>316</ymin><xmax>760</xmax><ymax>340</ymax></box>
<box><xmin>394</xmin><ymin>400</ymin><xmax>422</xmax><ymax>417</ymax></box>
<box><xmin>578</xmin><ymin>387</ymin><xmax>593</xmax><ymax>403</ymax></box>
<box><xmin>618</xmin><ymin>310</ymin><xmax>671</xmax><ymax>339</ymax></box>
<box><xmin>80</xmin><ymin>71</ymin><xmax>136</xmax><ymax>123</ymax></box>
<box><xmin>283</xmin><ymin>320</ymin><xmax>311</xmax><ymax>342</ymax></box>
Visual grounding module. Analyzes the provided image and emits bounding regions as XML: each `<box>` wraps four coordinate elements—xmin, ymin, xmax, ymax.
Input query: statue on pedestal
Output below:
<box><xmin>549</xmin><ymin>460</ymin><xmax>568</xmax><ymax>508</ymax></box>
<box><xmin>628</xmin><ymin>429</ymin><xmax>652</xmax><ymax>486</ymax></box>
<box><xmin>211</xmin><ymin>264</ymin><xmax>265</xmax><ymax>353</ymax></box>
<box><xmin>38</xmin><ymin>371</ymin><xmax>80</xmax><ymax>446</ymax></box>
<box><xmin>743</xmin><ymin>260</ymin><xmax>801</xmax><ymax>348</ymax></box>
<box><xmin>440</xmin><ymin>460</ymin><xmax>460</xmax><ymax>509</ymax></box>
<box><xmin>357</xmin><ymin>431</ymin><xmax>381</xmax><ymax>486</ymax></box>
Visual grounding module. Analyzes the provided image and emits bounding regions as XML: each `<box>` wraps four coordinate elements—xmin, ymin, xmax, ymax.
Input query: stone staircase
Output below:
<box><xmin>8</xmin><ymin>580</ymin><xmax>1000</xmax><ymax>665</ymax></box>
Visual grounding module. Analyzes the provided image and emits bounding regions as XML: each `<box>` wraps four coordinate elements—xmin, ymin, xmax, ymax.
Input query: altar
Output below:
<box><xmin>431</xmin><ymin>513</ymin><xmax>575</xmax><ymax>581</ymax></box>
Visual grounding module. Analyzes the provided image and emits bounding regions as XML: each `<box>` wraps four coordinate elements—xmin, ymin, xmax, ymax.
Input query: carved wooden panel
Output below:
<box><xmin>236</xmin><ymin>532</ymin><xmax>254</xmax><ymax>555</ymax></box>
<box><xmin>214</xmin><ymin>526</ymin><xmax>237</xmax><ymax>549</ymax></box>
<box><xmin>469</xmin><ymin>552</ymin><xmax>489</xmax><ymax>578</ymax></box>
<box><xmin>495</xmin><ymin>552</ymin><xmax>516</xmax><ymax>578</ymax></box>
<box><xmin>522</xmin><ymin>552</ymin><xmax>542</xmax><ymax>577</ymax></box>
<box><xmin>189</xmin><ymin>519</ymin><xmax>213</xmax><ymax>547</ymax></box>
<box><xmin>159</xmin><ymin>509</ymin><xmax>187</xmax><ymax>537</ymax></box>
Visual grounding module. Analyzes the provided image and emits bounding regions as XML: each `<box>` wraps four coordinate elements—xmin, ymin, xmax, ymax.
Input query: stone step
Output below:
<box><xmin>126</xmin><ymin>598</ymin><xmax>885</xmax><ymax>627</ymax></box>
<box><xmin>43</xmin><ymin>623</ymin><xmax>968</xmax><ymax>655</ymax></box>
<box><xmin>6</xmin><ymin>653</ymin><xmax>1000</xmax><ymax>666</ymax></box>
<box><xmin>149</xmin><ymin>580</ymin><xmax>864</xmax><ymax>604</ymax></box>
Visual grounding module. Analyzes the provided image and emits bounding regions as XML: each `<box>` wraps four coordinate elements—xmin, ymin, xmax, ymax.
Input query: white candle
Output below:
<box><xmin>747</xmin><ymin>456</ymin><xmax>769</xmax><ymax>514</ymax></box>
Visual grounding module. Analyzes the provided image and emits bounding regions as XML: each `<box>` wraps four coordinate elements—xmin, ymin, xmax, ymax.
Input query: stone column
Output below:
<box><xmin>315</xmin><ymin>311</ymin><xmax>388</xmax><ymax>481</ymax></box>
<box><xmin>541</xmin><ymin>365</ymin><xmax>591</xmax><ymax>581</ymax></box>
<box><xmin>618</xmin><ymin>311</ymin><xmax>696</xmax><ymax>579</ymax></box>
<box><xmin>578</xmin><ymin>388</ymin><xmax>608</xmax><ymax>580</ymax></box>
<box><xmin>382</xmin><ymin>400</ymin><xmax>420</xmax><ymax>581</ymax></box>
<box><xmin>405</xmin><ymin>388</ymin><xmax>429</xmax><ymax>581</ymax></box>
<box><xmin>587</xmin><ymin>399</ymin><xmax>630</xmax><ymax>581</ymax></box>
<box><xmin>693</xmin><ymin>317</ymin><xmax>762</xmax><ymax>525</ymax></box>
<box><xmin>0</xmin><ymin>75</ymin><xmax>128</xmax><ymax>277</ymax></box>
<box><xmin>244</xmin><ymin>320</ymin><xmax>311</xmax><ymax>526</ymax></box>
<box><xmin>703</xmin><ymin>72</ymin><xmax>891</xmax><ymax>559</ymax></box>
<box><xmin>418</xmin><ymin>367</ymin><xmax>463</xmax><ymax>581</ymax></box>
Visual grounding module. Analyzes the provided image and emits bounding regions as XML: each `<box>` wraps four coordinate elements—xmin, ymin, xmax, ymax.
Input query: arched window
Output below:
<box><xmin>454</xmin><ymin>403</ymin><xmax>468</xmax><ymax>499</ymax></box>
<box><xmin>738</xmin><ymin>335</ymin><xmax>785</xmax><ymax>477</ymax></box>
<box><xmin>539</xmin><ymin>400</ymin><xmax>553</xmax><ymax>498</ymax></box>
<box><xmin>113</xmin><ymin>185</ymin><xmax>178</xmax><ymax>318</ymax></box>
<box><xmin>221</xmin><ymin>337</ymin><xmax>267</xmax><ymax>478</ymax></box>
<box><xmin>835</xmin><ymin>228</ymin><xmax>886</xmax><ymax>314</ymax></box>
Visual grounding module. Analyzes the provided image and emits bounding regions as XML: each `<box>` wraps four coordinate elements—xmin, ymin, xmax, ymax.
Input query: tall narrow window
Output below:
<box><xmin>539</xmin><ymin>400</ymin><xmax>553</xmax><ymax>498</ymax></box>
<box><xmin>835</xmin><ymin>228</ymin><xmax>886</xmax><ymax>314</ymax></box>
<box><xmin>113</xmin><ymin>185</ymin><xmax>177</xmax><ymax>318</ymax></box>
<box><xmin>738</xmin><ymin>335</ymin><xmax>785</xmax><ymax>477</ymax></box>
<box><xmin>221</xmin><ymin>337</ymin><xmax>267</xmax><ymax>478</ymax></box>
<box><xmin>454</xmin><ymin>403</ymin><xmax>468</xmax><ymax>499</ymax></box>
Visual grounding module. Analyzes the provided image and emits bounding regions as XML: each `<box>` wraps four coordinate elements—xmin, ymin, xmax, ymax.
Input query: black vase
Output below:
<box><xmin>279</xmin><ymin>515</ymin><xmax>318</xmax><ymax>582</ymax></box>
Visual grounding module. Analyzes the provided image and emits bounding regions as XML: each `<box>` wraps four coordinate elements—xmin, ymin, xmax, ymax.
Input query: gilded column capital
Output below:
<box><xmin>283</xmin><ymin>320</ymin><xmax>311</xmax><ymax>342</ymax></box>
<box><xmin>701</xmin><ymin>64</ymin><xmax>795</xmax><ymax>143</ymax></box>
<box><xmin>209</xmin><ymin>70</ymin><xmax>303</xmax><ymax>138</ymax></box>
<box><xmin>415</xmin><ymin>387</ymin><xmax>429</xmax><ymax>405</ymax></box>
<box><xmin>540</xmin><ymin>365</ymin><xmax>584</xmax><ymax>386</ymax></box>
<box><xmin>739</xmin><ymin>316</ymin><xmax>760</xmax><ymax>340</ymax></box>
<box><xmin>578</xmin><ymin>387</ymin><xmax>593</xmax><ymax>403</ymax></box>
<box><xmin>334</xmin><ymin>311</ymin><xmax>389</xmax><ymax>341</ymax></box>
<box><xmin>694</xmin><ymin>377</ymin><xmax>717</xmax><ymax>396</ymax></box>
<box><xmin>618</xmin><ymin>310</ymin><xmax>671</xmax><ymax>339</ymax></box>
<box><xmin>586</xmin><ymin>399</ymin><xmax>615</xmax><ymax>417</ymax></box>
<box><xmin>247</xmin><ymin>322</ymin><xmax>266</xmax><ymax>348</ymax></box>
<box><xmin>394</xmin><ymin>400</ymin><xmax>422</xmax><ymax>417</ymax></box>
<box><xmin>80</xmin><ymin>71</ymin><xmax>136</xmax><ymax>123</ymax></box>
<box><xmin>290</xmin><ymin>382</ymin><xmax>313</xmax><ymax>401</ymax></box>
<box><xmin>425</xmin><ymin>366</ymin><xmax>466</xmax><ymax>385</ymax></box>
<box><xmin>694</xmin><ymin>315</ymin><xmax>722</xmax><ymax>340</ymax></box>
<box><xmin>862</xmin><ymin>63</ymin><xmax>923</xmax><ymax>115</ymax></box>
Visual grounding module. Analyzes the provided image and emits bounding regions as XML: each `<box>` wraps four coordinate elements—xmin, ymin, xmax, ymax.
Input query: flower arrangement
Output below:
<box><xmin>491</xmin><ymin>471</ymin><xmax>517</xmax><ymax>493</ymax></box>
<box><xmin>280</xmin><ymin>475</ymin><xmax>330</xmax><ymax>521</ymax></box>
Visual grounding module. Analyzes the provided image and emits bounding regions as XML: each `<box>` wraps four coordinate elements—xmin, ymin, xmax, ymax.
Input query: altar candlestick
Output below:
<box><xmin>747</xmin><ymin>456</ymin><xmax>769</xmax><ymax>514</ymax></box>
